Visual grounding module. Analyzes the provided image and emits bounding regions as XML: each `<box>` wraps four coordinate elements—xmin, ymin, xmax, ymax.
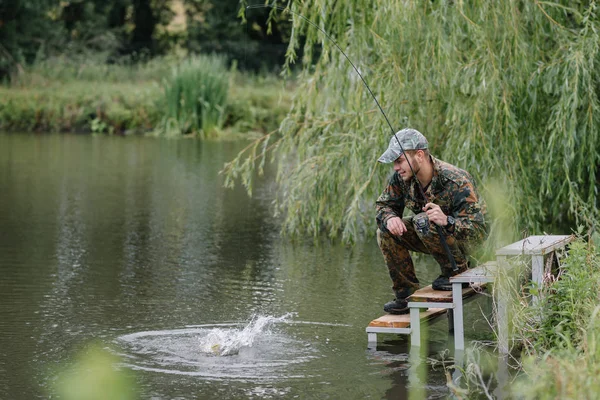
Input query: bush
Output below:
<box><xmin>225</xmin><ymin>73</ymin><xmax>292</xmax><ymax>134</ymax></box>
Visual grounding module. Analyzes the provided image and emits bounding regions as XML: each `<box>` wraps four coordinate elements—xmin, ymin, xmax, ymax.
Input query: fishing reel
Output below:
<box><xmin>414</xmin><ymin>214</ymin><xmax>430</xmax><ymax>236</ymax></box>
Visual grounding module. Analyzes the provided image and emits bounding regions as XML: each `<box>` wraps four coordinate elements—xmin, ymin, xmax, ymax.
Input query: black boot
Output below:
<box><xmin>383</xmin><ymin>297</ymin><xmax>409</xmax><ymax>314</ymax></box>
<box><xmin>432</xmin><ymin>275</ymin><xmax>469</xmax><ymax>291</ymax></box>
<box><xmin>433</xmin><ymin>262</ymin><xmax>470</xmax><ymax>291</ymax></box>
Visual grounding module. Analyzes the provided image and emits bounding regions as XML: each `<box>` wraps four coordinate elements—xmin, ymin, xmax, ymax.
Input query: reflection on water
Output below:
<box><xmin>0</xmin><ymin>134</ymin><xmax>493</xmax><ymax>399</ymax></box>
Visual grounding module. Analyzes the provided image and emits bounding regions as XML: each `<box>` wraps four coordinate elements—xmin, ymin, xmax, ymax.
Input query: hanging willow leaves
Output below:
<box><xmin>225</xmin><ymin>0</ymin><xmax>600</xmax><ymax>243</ymax></box>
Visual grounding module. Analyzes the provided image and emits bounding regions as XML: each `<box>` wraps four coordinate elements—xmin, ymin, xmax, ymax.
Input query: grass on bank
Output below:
<box><xmin>0</xmin><ymin>82</ymin><xmax>161</xmax><ymax>134</ymax></box>
<box><xmin>451</xmin><ymin>234</ymin><xmax>600</xmax><ymax>399</ymax></box>
<box><xmin>0</xmin><ymin>55</ymin><xmax>293</xmax><ymax>137</ymax></box>
<box><xmin>10</xmin><ymin>53</ymin><xmax>175</xmax><ymax>85</ymax></box>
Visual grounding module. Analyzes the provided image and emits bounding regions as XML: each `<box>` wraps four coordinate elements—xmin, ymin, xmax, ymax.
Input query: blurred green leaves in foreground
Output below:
<box><xmin>53</xmin><ymin>343</ymin><xmax>136</xmax><ymax>400</ymax></box>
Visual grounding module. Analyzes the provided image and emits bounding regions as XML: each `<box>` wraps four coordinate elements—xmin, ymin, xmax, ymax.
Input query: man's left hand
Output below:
<box><xmin>423</xmin><ymin>203</ymin><xmax>448</xmax><ymax>226</ymax></box>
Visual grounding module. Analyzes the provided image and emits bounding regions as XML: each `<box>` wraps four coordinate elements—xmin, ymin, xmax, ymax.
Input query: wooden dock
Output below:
<box><xmin>366</xmin><ymin>307</ymin><xmax>447</xmax><ymax>344</ymax></box>
<box><xmin>408</xmin><ymin>284</ymin><xmax>485</xmax><ymax>303</ymax></box>
<box><xmin>366</xmin><ymin>233</ymin><xmax>574</xmax><ymax>351</ymax></box>
<box><xmin>368</xmin><ymin>308</ymin><xmax>447</xmax><ymax>328</ymax></box>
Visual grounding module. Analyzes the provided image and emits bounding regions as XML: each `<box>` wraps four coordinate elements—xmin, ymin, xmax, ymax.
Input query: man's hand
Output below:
<box><xmin>423</xmin><ymin>203</ymin><xmax>448</xmax><ymax>226</ymax></box>
<box><xmin>386</xmin><ymin>216</ymin><xmax>407</xmax><ymax>236</ymax></box>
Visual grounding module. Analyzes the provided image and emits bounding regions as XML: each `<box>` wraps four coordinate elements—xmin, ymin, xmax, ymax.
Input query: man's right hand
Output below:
<box><xmin>386</xmin><ymin>217</ymin><xmax>407</xmax><ymax>236</ymax></box>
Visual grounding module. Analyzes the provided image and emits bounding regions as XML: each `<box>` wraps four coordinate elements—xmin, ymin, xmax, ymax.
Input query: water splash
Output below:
<box><xmin>199</xmin><ymin>314</ymin><xmax>293</xmax><ymax>356</ymax></box>
<box><xmin>114</xmin><ymin>318</ymin><xmax>344</xmax><ymax>380</ymax></box>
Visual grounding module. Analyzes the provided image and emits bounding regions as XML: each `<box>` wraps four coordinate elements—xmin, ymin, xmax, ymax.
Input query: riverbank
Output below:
<box><xmin>0</xmin><ymin>56</ymin><xmax>293</xmax><ymax>138</ymax></box>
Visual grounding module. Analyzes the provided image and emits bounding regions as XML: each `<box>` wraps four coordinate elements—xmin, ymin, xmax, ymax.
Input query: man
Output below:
<box><xmin>375</xmin><ymin>128</ymin><xmax>489</xmax><ymax>314</ymax></box>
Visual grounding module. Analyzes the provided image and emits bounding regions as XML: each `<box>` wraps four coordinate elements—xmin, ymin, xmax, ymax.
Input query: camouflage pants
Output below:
<box><xmin>377</xmin><ymin>213</ymin><xmax>470</xmax><ymax>298</ymax></box>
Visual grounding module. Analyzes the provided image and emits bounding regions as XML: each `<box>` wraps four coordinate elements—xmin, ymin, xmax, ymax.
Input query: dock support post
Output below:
<box><xmin>367</xmin><ymin>332</ymin><xmax>377</xmax><ymax>347</ymax></box>
<box><xmin>496</xmin><ymin>255</ymin><xmax>509</xmax><ymax>354</ymax></box>
<box><xmin>410</xmin><ymin>308</ymin><xmax>421</xmax><ymax>347</ymax></box>
<box><xmin>453</xmin><ymin>282</ymin><xmax>465</xmax><ymax>350</ymax></box>
<box><xmin>452</xmin><ymin>349</ymin><xmax>465</xmax><ymax>388</ymax></box>
<box><xmin>531</xmin><ymin>254</ymin><xmax>544</xmax><ymax>305</ymax></box>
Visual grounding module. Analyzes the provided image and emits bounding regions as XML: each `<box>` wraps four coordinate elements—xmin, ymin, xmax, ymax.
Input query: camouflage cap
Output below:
<box><xmin>377</xmin><ymin>128</ymin><xmax>428</xmax><ymax>163</ymax></box>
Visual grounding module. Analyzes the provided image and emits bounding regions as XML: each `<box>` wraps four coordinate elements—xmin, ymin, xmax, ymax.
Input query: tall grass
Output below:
<box><xmin>159</xmin><ymin>55</ymin><xmax>229</xmax><ymax>138</ymax></box>
<box><xmin>515</xmin><ymin>318</ymin><xmax>600</xmax><ymax>399</ymax></box>
<box><xmin>511</xmin><ymin>236</ymin><xmax>600</xmax><ymax>399</ymax></box>
<box><xmin>448</xmin><ymin>235</ymin><xmax>600</xmax><ymax>398</ymax></box>
<box><xmin>13</xmin><ymin>54</ymin><xmax>176</xmax><ymax>85</ymax></box>
<box><xmin>226</xmin><ymin>72</ymin><xmax>293</xmax><ymax>135</ymax></box>
<box><xmin>523</xmin><ymin>240</ymin><xmax>598</xmax><ymax>352</ymax></box>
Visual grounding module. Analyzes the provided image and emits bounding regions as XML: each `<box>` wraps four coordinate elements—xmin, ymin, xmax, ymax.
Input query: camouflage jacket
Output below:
<box><xmin>375</xmin><ymin>156</ymin><xmax>489</xmax><ymax>243</ymax></box>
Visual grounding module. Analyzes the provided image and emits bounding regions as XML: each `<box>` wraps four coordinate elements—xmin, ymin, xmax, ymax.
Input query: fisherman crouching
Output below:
<box><xmin>375</xmin><ymin>128</ymin><xmax>489</xmax><ymax>315</ymax></box>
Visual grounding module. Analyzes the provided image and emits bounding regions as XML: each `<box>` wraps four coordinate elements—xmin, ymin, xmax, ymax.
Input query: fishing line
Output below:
<box><xmin>245</xmin><ymin>4</ymin><xmax>458</xmax><ymax>271</ymax></box>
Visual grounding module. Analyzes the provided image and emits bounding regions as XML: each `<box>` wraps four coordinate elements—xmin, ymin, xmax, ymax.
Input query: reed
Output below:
<box><xmin>515</xmin><ymin>318</ymin><xmax>600</xmax><ymax>399</ymax></box>
<box><xmin>159</xmin><ymin>55</ymin><xmax>229</xmax><ymax>138</ymax></box>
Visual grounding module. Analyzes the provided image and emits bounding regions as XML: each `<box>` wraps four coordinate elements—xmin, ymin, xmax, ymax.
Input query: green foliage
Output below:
<box><xmin>519</xmin><ymin>238</ymin><xmax>600</xmax><ymax>353</ymax></box>
<box><xmin>226</xmin><ymin>72</ymin><xmax>293</xmax><ymax>134</ymax></box>
<box><xmin>158</xmin><ymin>55</ymin><xmax>229</xmax><ymax>137</ymax></box>
<box><xmin>91</xmin><ymin>117</ymin><xmax>110</xmax><ymax>134</ymax></box>
<box><xmin>513</xmin><ymin>239</ymin><xmax>600</xmax><ymax>399</ymax></box>
<box><xmin>185</xmin><ymin>0</ymin><xmax>294</xmax><ymax>71</ymax></box>
<box><xmin>53</xmin><ymin>343</ymin><xmax>137</xmax><ymax>400</ymax></box>
<box><xmin>225</xmin><ymin>0</ymin><xmax>600</xmax><ymax>242</ymax></box>
<box><xmin>19</xmin><ymin>53</ymin><xmax>176</xmax><ymax>84</ymax></box>
<box><xmin>515</xmin><ymin>317</ymin><xmax>600</xmax><ymax>399</ymax></box>
<box><xmin>0</xmin><ymin>0</ymin><xmax>176</xmax><ymax>80</ymax></box>
<box><xmin>448</xmin><ymin>237</ymin><xmax>600</xmax><ymax>398</ymax></box>
<box><xmin>0</xmin><ymin>0</ymin><xmax>62</xmax><ymax>77</ymax></box>
<box><xmin>0</xmin><ymin>82</ymin><xmax>161</xmax><ymax>134</ymax></box>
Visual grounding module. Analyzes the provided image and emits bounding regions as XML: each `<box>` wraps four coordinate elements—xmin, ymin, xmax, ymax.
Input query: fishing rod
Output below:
<box><xmin>245</xmin><ymin>4</ymin><xmax>458</xmax><ymax>271</ymax></box>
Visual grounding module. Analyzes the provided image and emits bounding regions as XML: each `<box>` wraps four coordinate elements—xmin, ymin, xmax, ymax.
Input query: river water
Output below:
<box><xmin>0</xmin><ymin>134</ymin><xmax>492</xmax><ymax>399</ymax></box>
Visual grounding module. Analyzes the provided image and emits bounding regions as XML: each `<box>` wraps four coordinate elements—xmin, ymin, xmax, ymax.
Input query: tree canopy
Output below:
<box><xmin>225</xmin><ymin>0</ymin><xmax>600</xmax><ymax>243</ymax></box>
<box><xmin>0</xmin><ymin>0</ymin><xmax>293</xmax><ymax>78</ymax></box>
<box><xmin>186</xmin><ymin>0</ymin><xmax>294</xmax><ymax>70</ymax></box>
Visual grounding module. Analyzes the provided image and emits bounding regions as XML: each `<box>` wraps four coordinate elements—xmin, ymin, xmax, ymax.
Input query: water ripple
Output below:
<box><xmin>115</xmin><ymin>316</ymin><xmax>324</xmax><ymax>381</ymax></box>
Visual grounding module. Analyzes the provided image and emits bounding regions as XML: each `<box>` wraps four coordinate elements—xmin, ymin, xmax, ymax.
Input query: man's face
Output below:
<box><xmin>393</xmin><ymin>151</ymin><xmax>419</xmax><ymax>181</ymax></box>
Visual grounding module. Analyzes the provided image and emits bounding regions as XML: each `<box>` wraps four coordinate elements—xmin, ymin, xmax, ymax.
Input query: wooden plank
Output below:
<box><xmin>408</xmin><ymin>284</ymin><xmax>485</xmax><ymax>302</ymax></box>
<box><xmin>368</xmin><ymin>308</ymin><xmax>447</xmax><ymax>328</ymax></box>
<box><xmin>495</xmin><ymin>235</ymin><xmax>574</xmax><ymax>256</ymax></box>
<box><xmin>450</xmin><ymin>261</ymin><xmax>498</xmax><ymax>283</ymax></box>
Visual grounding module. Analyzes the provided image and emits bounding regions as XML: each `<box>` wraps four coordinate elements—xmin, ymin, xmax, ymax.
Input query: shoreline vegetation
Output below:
<box><xmin>0</xmin><ymin>54</ymin><xmax>293</xmax><ymax>139</ymax></box>
<box><xmin>454</xmin><ymin>233</ymin><xmax>600</xmax><ymax>399</ymax></box>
